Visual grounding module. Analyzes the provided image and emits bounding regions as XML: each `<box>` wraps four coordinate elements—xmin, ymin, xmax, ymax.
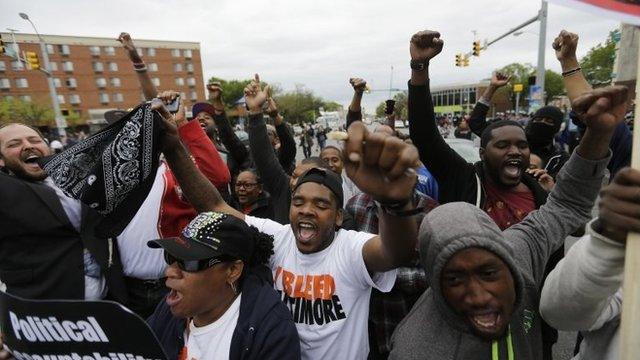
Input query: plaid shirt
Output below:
<box><xmin>345</xmin><ymin>192</ymin><xmax>438</xmax><ymax>355</ymax></box>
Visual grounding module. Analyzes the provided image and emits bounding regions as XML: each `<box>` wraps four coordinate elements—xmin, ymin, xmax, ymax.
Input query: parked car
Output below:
<box><xmin>444</xmin><ymin>138</ymin><xmax>480</xmax><ymax>163</ymax></box>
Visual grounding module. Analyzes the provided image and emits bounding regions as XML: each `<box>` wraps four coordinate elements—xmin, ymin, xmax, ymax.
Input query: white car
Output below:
<box><xmin>444</xmin><ymin>138</ymin><xmax>481</xmax><ymax>163</ymax></box>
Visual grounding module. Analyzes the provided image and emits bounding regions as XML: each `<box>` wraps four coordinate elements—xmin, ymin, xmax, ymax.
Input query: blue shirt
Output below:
<box><xmin>415</xmin><ymin>165</ymin><xmax>439</xmax><ymax>201</ymax></box>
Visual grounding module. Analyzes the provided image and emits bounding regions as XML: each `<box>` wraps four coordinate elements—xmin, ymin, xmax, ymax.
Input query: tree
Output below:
<box><xmin>0</xmin><ymin>98</ymin><xmax>54</xmax><ymax>126</ymax></box>
<box><xmin>322</xmin><ymin>101</ymin><xmax>343</xmax><ymax>112</ymax></box>
<box><xmin>275</xmin><ymin>84</ymin><xmax>325</xmax><ymax>124</ymax></box>
<box><xmin>544</xmin><ymin>70</ymin><xmax>565</xmax><ymax>103</ymax></box>
<box><xmin>207</xmin><ymin>77</ymin><xmax>252</xmax><ymax>108</ymax></box>
<box><xmin>580</xmin><ymin>30</ymin><xmax>617</xmax><ymax>87</ymax></box>
<box><xmin>374</xmin><ymin>91</ymin><xmax>409</xmax><ymax>120</ymax></box>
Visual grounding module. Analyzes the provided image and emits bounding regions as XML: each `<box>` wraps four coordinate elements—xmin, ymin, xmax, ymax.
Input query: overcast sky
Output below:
<box><xmin>1</xmin><ymin>0</ymin><xmax>618</xmax><ymax>112</ymax></box>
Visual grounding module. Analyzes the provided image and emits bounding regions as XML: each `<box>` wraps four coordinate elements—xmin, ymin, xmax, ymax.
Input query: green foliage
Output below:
<box><xmin>374</xmin><ymin>91</ymin><xmax>408</xmax><ymax>119</ymax></box>
<box><xmin>493</xmin><ymin>63</ymin><xmax>563</xmax><ymax>105</ymax></box>
<box><xmin>275</xmin><ymin>84</ymin><xmax>325</xmax><ymax>124</ymax></box>
<box><xmin>580</xmin><ymin>30</ymin><xmax>617</xmax><ymax>87</ymax></box>
<box><xmin>207</xmin><ymin>76</ymin><xmax>252</xmax><ymax>107</ymax></box>
<box><xmin>0</xmin><ymin>98</ymin><xmax>54</xmax><ymax>126</ymax></box>
<box><xmin>322</xmin><ymin>101</ymin><xmax>343</xmax><ymax>112</ymax></box>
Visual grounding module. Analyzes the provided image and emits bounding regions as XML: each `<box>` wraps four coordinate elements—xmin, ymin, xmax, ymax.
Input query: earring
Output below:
<box><xmin>230</xmin><ymin>281</ymin><xmax>237</xmax><ymax>295</ymax></box>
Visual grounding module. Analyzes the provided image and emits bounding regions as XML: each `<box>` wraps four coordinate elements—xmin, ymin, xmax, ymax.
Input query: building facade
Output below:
<box><xmin>431</xmin><ymin>81</ymin><xmax>512</xmax><ymax>116</ymax></box>
<box><xmin>0</xmin><ymin>32</ymin><xmax>205</xmax><ymax>126</ymax></box>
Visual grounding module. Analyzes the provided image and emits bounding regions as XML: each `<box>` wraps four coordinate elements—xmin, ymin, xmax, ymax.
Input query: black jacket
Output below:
<box><xmin>468</xmin><ymin>102</ymin><xmax>569</xmax><ymax>179</ymax></box>
<box><xmin>238</xmin><ymin>191</ymin><xmax>276</xmax><ymax>221</ymax></box>
<box><xmin>147</xmin><ymin>266</ymin><xmax>300</xmax><ymax>360</ymax></box>
<box><xmin>0</xmin><ymin>172</ymin><xmax>127</xmax><ymax>302</ymax></box>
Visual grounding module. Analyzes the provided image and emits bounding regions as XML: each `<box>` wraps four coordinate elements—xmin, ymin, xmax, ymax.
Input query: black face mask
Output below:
<box><xmin>525</xmin><ymin>122</ymin><xmax>556</xmax><ymax>150</ymax></box>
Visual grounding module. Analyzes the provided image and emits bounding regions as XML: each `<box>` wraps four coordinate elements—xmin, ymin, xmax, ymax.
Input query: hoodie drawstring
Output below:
<box><xmin>491</xmin><ymin>326</ymin><xmax>514</xmax><ymax>360</ymax></box>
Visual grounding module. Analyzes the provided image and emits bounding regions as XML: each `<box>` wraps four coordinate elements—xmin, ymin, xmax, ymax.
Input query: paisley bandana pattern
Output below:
<box><xmin>42</xmin><ymin>102</ymin><xmax>162</xmax><ymax>217</ymax></box>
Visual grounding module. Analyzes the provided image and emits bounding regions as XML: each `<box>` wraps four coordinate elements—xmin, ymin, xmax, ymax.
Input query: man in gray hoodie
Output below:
<box><xmin>388</xmin><ymin>79</ymin><xmax>628</xmax><ymax>358</ymax></box>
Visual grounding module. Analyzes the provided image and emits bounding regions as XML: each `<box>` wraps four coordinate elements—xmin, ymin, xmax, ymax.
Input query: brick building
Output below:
<box><xmin>0</xmin><ymin>32</ymin><xmax>206</xmax><ymax>128</ymax></box>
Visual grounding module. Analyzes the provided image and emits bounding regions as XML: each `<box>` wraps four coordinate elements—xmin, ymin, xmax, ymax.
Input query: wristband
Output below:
<box><xmin>410</xmin><ymin>60</ymin><xmax>428</xmax><ymax>71</ymax></box>
<box><xmin>374</xmin><ymin>198</ymin><xmax>419</xmax><ymax>217</ymax></box>
<box><xmin>562</xmin><ymin>67</ymin><xmax>581</xmax><ymax>77</ymax></box>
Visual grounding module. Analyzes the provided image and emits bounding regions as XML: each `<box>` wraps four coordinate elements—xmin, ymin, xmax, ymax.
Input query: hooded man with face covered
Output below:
<box><xmin>391</xmin><ymin>70</ymin><xmax>626</xmax><ymax>360</ymax></box>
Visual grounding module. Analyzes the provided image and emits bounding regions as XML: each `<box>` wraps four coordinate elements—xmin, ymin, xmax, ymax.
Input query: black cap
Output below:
<box><xmin>293</xmin><ymin>167</ymin><xmax>344</xmax><ymax>208</ymax></box>
<box><xmin>532</xmin><ymin>106</ymin><xmax>564</xmax><ymax>132</ymax></box>
<box><xmin>147</xmin><ymin>212</ymin><xmax>254</xmax><ymax>262</ymax></box>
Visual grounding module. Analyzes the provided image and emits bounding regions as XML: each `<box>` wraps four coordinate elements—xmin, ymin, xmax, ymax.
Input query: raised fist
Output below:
<box><xmin>490</xmin><ymin>72</ymin><xmax>511</xmax><ymax>88</ymax></box>
<box><xmin>410</xmin><ymin>30</ymin><xmax>444</xmax><ymax>62</ymax></box>
<box><xmin>349</xmin><ymin>78</ymin><xmax>367</xmax><ymax>95</ymax></box>
<box><xmin>117</xmin><ymin>32</ymin><xmax>135</xmax><ymax>52</ymax></box>
<box><xmin>243</xmin><ymin>74</ymin><xmax>270</xmax><ymax>113</ymax></box>
<box><xmin>572</xmin><ymin>85</ymin><xmax>629</xmax><ymax>133</ymax></box>
<box><xmin>207</xmin><ymin>81</ymin><xmax>223</xmax><ymax>102</ymax></box>
<box><xmin>552</xmin><ymin>30</ymin><xmax>579</xmax><ymax>62</ymax></box>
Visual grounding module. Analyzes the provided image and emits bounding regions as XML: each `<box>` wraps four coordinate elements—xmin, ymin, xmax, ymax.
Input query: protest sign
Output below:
<box><xmin>0</xmin><ymin>291</ymin><xmax>167</xmax><ymax>360</ymax></box>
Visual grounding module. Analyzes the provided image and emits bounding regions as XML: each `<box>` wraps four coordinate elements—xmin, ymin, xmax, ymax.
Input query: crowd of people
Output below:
<box><xmin>0</xmin><ymin>27</ymin><xmax>638</xmax><ymax>360</ymax></box>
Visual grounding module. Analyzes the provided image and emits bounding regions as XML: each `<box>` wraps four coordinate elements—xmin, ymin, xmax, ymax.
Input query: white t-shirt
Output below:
<box><xmin>117</xmin><ymin>164</ymin><xmax>166</xmax><ymax>280</ymax></box>
<box><xmin>245</xmin><ymin>216</ymin><xmax>396</xmax><ymax>360</ymax></box>
<box><xmin>185</xmin><ymin>294</ymin><xmax>241</xmax><ymax>360</ymax></box>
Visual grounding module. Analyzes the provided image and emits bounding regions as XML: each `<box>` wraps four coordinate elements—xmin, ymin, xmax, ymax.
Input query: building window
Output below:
<box><xmin>11</xmin><ymin>60</ymin><xmax>24</xmax><ymax>71</ymax></box>
<box><xmin>53</xmin><ymin>78</ymin><xmax>62</xmax><ymax>88</ymax></box>
<box><xmin>175</xmin><ymin>78</ymin><xmax>184</xmax><ymax>86</ymax></box>
<box><xmin>113</xmin><ymin>93</ymin><xmax>124</xmax><ymax>103</ymax></box>
<box><xmin>183</xmin><ymin>49</ymin><xmax>192</xmax><ymax>58</ymax></box>
<box><xmin>57</xmin><ymin>94</ymin><xmax>65</xmax><ymax>104</ymax></box>
<box><xmin>151</xmin><ymin>78</ymin><xmax>160</xmax><ymax>87</ymax></box>
<box><xmin>95</xmin><ymin>78</ymin><xmax>107</xmax><ymax>88</ymax></box>
<box><xmin>190</xmin><ymin>90</ymin><xmax>197</xmax><ymax>101</ymax></box>
<box><xmin>58</xmin><ymin>44</ymin><xmax>70</xmax><ymax>55</ymax></box>
<box><xmin>66</xmin><ymin>78</ymin><xmax>77</xmax><ymax>88</ymax></box>
<box><xmin>0</xmin><ymin>61</ymin><xmax>5</xmax><ymax>72</ymax></box>
<box><xmin>49</xmin><ymin>62</ymin><xmax>58</xmax><ymax>71</ymax></box>
<box><xmin>0</xmin><ymin>79</ymin><xmax>10</xmax><ymax>89</ymax></box>
<box><xmin>89</xmin><ymin>46</ymin><xmax>101</xmax><ymax>56</ymax></box>
<box><xmin>185</xmin><ymin>63</ymin><xmax>194</xmax><ymax>73</ymax></box>
<box><xmin>173</xmin><ymin>63</ymin><xmax>183</xmax><ymax>72</ymax></box>
<box><xmin>15</xmin><ymin>78</ymin><xmax>28</xmax><ymax>88</ymax></box>
<box><xmin>69</xmin><ymin>94</ymin><xmax>81</xmax><ymax>104</ymax></box>
<box><xmin>62</xmin><ymin>61</ymin><xmax>74</xmax><ymax>72</ymax></box>
<box><xmin>147</xmin><ymin>48</ymin><xmax>156</xmax><ymax>56</ymax></box>
<box><xmin>20</xmin><ymin>95</ymin><xmax>31</xmax><ymax>102</ymax></box>
<box><xmin>104</xmin><ymin>46</ymin><xmax>115</xmax><ymax>56</ymax></box>
<box><xmin>148</xmin><ymin>63</ymin><xmax>158</xmax><ymax>72</ymax></box>
<box><xmin>93</xmin><ymin>61</ymin><xmax>104</xmax><ymax>72</ymax></box>
<box><xmin>136</xmin><ymin>48</ymin><xmax>144</xmax><ymax>57</ymax></box>
<box><xmin>186</xmin><ymin>77</ymin><xmax>196</xmax><ymax>87</ymax></box>
<box><xmin>99</xmin><ymin>93</ymin><xmax>109</xmax><ymax>104</ymax></box>
<box><xmin>110</xmin><ymin>78</ymin><xmax>121</xmax><ymax>87</ymax></box>
<box><xmin>108</xmin><ymin>62</ymin><xmax>118</xmax><ymax>71</ymax></box>
<box><xmin>46</xmin><ymin>44</ymin><xmax>55</xmax><ymax>54</ymax></box>
<box><xmin>171</xmin><ymin>49</ymin><xmax>181</xmax><ymax>57</ymax></box>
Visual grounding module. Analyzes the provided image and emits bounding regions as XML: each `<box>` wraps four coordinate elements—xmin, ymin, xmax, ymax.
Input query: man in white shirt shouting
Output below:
<box><xmin>152</xmin><ymin>75</ymin><xmax>420</xmax><ymax>359</ymax></box>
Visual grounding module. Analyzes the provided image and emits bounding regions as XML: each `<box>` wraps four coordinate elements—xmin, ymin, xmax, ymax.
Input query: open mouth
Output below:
<box><xmin>468</xmin><ymin>311</ymin><xmax>502</xmax><ymax>333</ymax></box>
<box><xmin>165</xmin><ymin>289</ymin><xmax>183</xmax><ymax>307</ymax></box>
<box><xmin>297</xmin><ymin>221</ymin><xmax>318</xmax><ymax>243</ymax></box>
<box><xmin>502</xmin><ymin>159</ymin><xmax>523</xmax><ymax>179</ymax></box>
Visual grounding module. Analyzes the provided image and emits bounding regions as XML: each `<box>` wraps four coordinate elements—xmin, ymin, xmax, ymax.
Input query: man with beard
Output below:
<box><xmin>405</xmin><ymin>30</ymin><xmax>562</xmax><ymax>359</ymax></box>
<box><xmin>390</xmin><ymin>33</ymin><xmax>626</xmax><ymax>360</ymax></box>
<box><xmin>151</xmin><ymin>74</ymin><xmax>422</xmax><ymax>359</ymax></box>
<box><xmin>0</xmin><ymin>123</ymin><xmax>127</xmax><ymax>302</ymax></box>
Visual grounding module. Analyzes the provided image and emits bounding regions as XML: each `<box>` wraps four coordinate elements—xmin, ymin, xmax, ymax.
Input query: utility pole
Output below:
<box><xmin>536</xmin><ymin>1</ymin><xmax>548</xmax><ymax>101</ymax></box>
<box><xmin>19</xmin><ymin>13</ymin><xmax>67</xmax><ymax>136</ymax></box>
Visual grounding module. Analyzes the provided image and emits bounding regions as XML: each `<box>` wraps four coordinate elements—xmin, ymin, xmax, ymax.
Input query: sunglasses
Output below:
<box><xmin>164</xmin><ymin>251</ymin><xmax>224</xmax><ymax>272</ymax></box>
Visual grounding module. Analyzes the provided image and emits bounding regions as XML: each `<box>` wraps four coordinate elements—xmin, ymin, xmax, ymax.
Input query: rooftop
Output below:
<box><xmin>0</xmin><ymin>32</ymin><xmax>200</xmax><ymax>50</ymax></box>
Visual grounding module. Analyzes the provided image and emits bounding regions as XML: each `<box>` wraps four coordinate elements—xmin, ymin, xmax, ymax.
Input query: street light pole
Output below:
<box><xmin>536</xmin><ymin>1</ymin><xmax>548</xmax><ymax>101</ymax></box>
<box><xmin>19</xmin><ymin>12</ymin><xmax>67</xmax><ymax>136</ymax></box>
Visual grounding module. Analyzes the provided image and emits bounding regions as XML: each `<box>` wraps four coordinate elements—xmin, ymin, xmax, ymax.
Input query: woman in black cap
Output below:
<box><xmin>147</xmin><ymin>212</ymin><xmax>300</xmax><ymax>360</ymax></box>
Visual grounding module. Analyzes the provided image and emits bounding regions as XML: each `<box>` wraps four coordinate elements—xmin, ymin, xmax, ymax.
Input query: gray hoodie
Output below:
<box><xmin>389</xmin><ymin>150</ymin><xmax>610</xmax><ymax>360</ymax></box>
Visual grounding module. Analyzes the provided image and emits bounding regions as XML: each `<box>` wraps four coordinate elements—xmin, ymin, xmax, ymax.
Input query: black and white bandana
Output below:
<box><xmin>41</xmin><ymin>102</ymin><xmax>163</xmax><ymax>236</ymax></box>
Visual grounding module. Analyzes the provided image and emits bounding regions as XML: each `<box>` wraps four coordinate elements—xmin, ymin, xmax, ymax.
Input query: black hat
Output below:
<box><xmin>293</xmin><ymin>167</ymin><xmax>344</xmax><ymax>208</ymax></box>
<box><xmin>147</xmin><ymin>212</ymin><xmax>255</xmax><ymax>262</ymax></box>
<box><xmin>532</xmin><ymin>106</ymin><xmax>564</xmax><ymax>132</ymax></box>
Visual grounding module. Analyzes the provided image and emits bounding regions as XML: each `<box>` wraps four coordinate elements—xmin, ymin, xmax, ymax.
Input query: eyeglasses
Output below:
<box><xmin>164</xmin><ymin>251</ymin><xmax>223</xmax><ymax>272</ymax></box>
<box><xmin>235</xmin><ymin>182</ymin><xmax>258</xmax><ymax>190</ymax></box>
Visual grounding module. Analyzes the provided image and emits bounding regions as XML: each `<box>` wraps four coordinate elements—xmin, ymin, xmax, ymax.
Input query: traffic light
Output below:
<box><xmin>0</xmin><ymin>35</ymin><xmax>5</xmax><ymax>55</ymax></box>
<box><xmin>462</xmin><ymin>55</ymin><xmax>469</xmax><ymax>67</ymax></box>
<box><xmin>472</xmin><ymin>41</ymin><xmax>481</xmax><ymax>56</ymax></box>
<box><xmin>455</xmin><ymin>54</ymin><xmax>461</xmax><ymax>67</ymax></box>
<box><xmin>25</xmin><ymin>51</ymin><xmax>40</xmax><ymax>70</ymax></box>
